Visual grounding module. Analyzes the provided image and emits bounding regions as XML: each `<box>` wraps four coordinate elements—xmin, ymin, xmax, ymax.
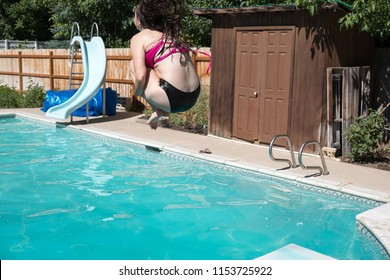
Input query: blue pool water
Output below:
<box><xmin>0</xmin><ymin>116</ymin><xmax>387</xmax><ymax>260</ymax></box>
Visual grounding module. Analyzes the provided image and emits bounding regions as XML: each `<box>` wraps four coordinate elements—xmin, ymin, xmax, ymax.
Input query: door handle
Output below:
<box><xmin>254</xmin><ymin>91</ymin><xmax>259</xmax><ymax>98</ymax></box>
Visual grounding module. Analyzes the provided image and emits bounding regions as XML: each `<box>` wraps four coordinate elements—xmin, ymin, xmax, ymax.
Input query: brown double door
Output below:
<box><xmin>233</xmin><ymin>27</ymin><xmax>294</xmax><ymax>144</ymax></box>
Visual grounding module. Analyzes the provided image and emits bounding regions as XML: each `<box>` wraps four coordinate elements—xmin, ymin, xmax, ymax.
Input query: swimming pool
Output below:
<box><xmin>0</xmin><ymin>116</ymin><xmax>387</xmax><ymax>260</ymax></box>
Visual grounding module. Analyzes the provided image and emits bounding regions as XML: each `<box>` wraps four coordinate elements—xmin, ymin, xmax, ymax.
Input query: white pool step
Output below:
<box><xmin>256</xmin><ymin>244</ymin><xmax>336</xmax><ymax>260</ymax></box>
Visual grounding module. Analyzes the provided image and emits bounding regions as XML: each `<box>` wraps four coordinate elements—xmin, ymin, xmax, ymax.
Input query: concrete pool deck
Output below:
<box><xmin>1</xmin><ymin>108</ymin><xmax>390</xmax><ymax>258</ymax></box>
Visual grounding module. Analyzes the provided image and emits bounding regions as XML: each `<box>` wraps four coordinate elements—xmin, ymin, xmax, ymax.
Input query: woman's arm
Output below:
<box><xmin>130</xmin><ymin>34</ymin><xmax>148</xmax><ymax>97</ymax></box>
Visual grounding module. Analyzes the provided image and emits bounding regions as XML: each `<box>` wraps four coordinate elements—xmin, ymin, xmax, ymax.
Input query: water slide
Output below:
<box><xmin>46</xmin><ymin>36</ymin><xmax>106</xmax><ymax>119</ymax></box>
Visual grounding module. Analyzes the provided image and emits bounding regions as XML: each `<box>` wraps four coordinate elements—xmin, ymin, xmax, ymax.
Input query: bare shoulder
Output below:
<box><xmin>132</xmin><ymin>29</ymin><xmax>162</xmax><ymax>45</ymax></box>
<box><xmin>130</xmin><ymin>32</ymin><xmax>144</xmax><ymax>46</ymax></box>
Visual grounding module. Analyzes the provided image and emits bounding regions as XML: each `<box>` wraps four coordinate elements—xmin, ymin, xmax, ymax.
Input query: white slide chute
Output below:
<box><xmin>46</xmin><ymin>36</ymin><xmax>106</xmax><ymax>119</ymax></box>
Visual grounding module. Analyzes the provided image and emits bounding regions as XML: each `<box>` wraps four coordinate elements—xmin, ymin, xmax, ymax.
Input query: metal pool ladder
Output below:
<box><xmin>269</xmin><ymin>135</ymin><xmax>298</xmax><ymax>170</ymax></box>
<box><xmin>68</xmin><ymin>22</ymin><xmax>82</xmax><ymax>123</ymax></box>
<box><xmin>68</xmin><ymin>22</ymin><xmax>82</xmax><ymax>90</ymax></box>
<box><xmin>269</xmin><ymin>135</ymin><xmax>329</xmax><ymax>176</ymax></box>
<box><xmin>298</xmin><ymin>140</ymin><xmax>329</xmax><ymax>177</ymax></box>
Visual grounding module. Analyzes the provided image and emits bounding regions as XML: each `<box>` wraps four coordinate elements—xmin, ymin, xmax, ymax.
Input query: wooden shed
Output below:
<box><xmin>194</xmin><ymin>2</ymin><xmax>376</xmax><ymax>155</ymax></box>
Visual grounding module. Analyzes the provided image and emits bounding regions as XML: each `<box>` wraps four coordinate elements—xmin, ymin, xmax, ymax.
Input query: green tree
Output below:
<box><xmin>0</xmin><ymin>0</ymin><xmax>15</xmax><ymax>39</ymax></box>
<box><xmin>293</xmin><ymin>0</ymin><xmax>390</xmax><ymax>44</ymax></box>
<box><xmin>184</xmin><ymin>0</ymin><xmax>236</xmax><ymax>47</ymax></box>
<box><xmin>50</xmin><ymin>0</ymin><xmax>137</xmax><ymax>47</ymax></box>
<box><xmin>1</xmin><ymin>1</ymin><xmax>388</xmax><ymax>47</ymax></box>
<box><xmin>339</xmin><ymin>0</ymin><xmax>390</xmax><ymax>45</ymax></box>
<box><xmin>184</xmin><ymin>1</ymin><xmax>292</xmax><ymax>47</ymax></box>
<box><xmin>0</xmin><ymin>0</ymin><xmax>52</xmax><ymax>40</ymax></box>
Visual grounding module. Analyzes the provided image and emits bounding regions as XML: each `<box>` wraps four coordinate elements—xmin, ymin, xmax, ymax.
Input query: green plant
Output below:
<box><xmin>343</xmin><ymin>110</ymin><xmax>385</xmax><ymax>161</ymax></box>
<box><xmin>0</xmin><ymin>82</ymin><xmax>46</xmax><ymax>108</ymax></box>
<box><xmin>23</xmin><ymin>82</ymin><xmax>46</xmax><ymax>108</ymax></box>
<box><xmin>170</xmin><ymin>85</ymin><xmax>209</xmax><ymax>129</ymax></box>
<box><xmin>142</xmin><ymin>85</ymin><xmax>210</xmax><ymax>133</ymax></box>
<box><xmin>0</xmin><ymin>84</ymin><xmax>24</xmax><ymax>108</ymax></box>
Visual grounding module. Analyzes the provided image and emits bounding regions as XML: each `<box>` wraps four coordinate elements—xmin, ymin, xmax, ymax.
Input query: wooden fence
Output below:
<box><xmin>0</xmin><ymin>48</ymin><xmax>211</xmax><ymax>108</ymax></box>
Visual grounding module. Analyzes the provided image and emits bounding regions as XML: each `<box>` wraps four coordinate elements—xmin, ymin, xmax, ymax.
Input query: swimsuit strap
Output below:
<box><xmin>144</xmin><ymin>35</ymin><xmax>189</xmax><ymax>68</ymax></box>
<box><xmin>191</xmin><ymin>49</ymin><xmax>212</xmax><ymax>74</ymax></box>
<box><xmin>144</xmin><ymin>38</ymin><xmax>165</xmax><ymax>69</ymax></box>
<box><xmin>154</xmin><ymin>46</ymin><xmax>189</xmax><ymax>65</ymax></box>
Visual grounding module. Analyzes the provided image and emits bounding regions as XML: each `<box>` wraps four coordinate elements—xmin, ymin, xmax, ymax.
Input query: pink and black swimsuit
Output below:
<box><xmin>144</xmin><ymin>38</ymin><xmax>200</xmax><ymax>113</ymax></box>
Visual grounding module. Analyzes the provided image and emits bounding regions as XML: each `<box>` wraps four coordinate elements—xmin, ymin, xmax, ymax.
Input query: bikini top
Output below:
<box><xmin>145</xmin><ymin>38</ymin><xmax>189</xmax><ymax>69</ymax></box>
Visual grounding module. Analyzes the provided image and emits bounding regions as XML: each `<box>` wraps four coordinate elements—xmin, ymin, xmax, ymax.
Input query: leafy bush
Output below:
<box><xmin>169</xmin><ymin>85</ymin><xmax>209</xmax><ymax>130</ymax></box>
<box><xmin>343</xmin><ymin>110</ymin><xmax>385</xmax><ymax>161</ymax></box>
<box><xmin>142</xmin><ymin>85</ymin><xmax>210</xmax><ymax>133</ymax></box>
<box><xmin>0</xmin><ymin>83</ymin><xmax>46</xmax><ymax>108</ymax></box>
<box><xmin>0</xmin><ymin>85</ymin><xmax>24</xmax><ymax>108</ymax></box>
<box><xmin>23</xmin><ymin>83</ymin><xmax>46</xmax><ymax>108</ymax></box>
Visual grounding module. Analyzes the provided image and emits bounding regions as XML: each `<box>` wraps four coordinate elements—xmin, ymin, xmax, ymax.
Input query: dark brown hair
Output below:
<box><xmin>135</xmin><ymin>0</ymin><xmax>188</xmax><ymax>51</ymax></box>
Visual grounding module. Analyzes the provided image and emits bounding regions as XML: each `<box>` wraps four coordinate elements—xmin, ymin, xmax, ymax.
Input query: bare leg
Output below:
<box><xmin>130</xmin><ymin>60</ymin><xmax>171</xmax><ymax>129</ymax></box>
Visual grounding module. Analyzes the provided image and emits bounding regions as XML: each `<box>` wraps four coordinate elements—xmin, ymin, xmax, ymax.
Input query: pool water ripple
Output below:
<box><xmin>0</xmin><ymin>116</ymin><xmax>388</xmax><ymax>260</ymax></box>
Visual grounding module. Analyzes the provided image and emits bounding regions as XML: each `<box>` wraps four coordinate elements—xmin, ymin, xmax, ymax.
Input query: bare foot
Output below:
<box><xmin>147</xmin><ymin>112</ymin><xmax>160</xmax><ymax>129</ymax></box>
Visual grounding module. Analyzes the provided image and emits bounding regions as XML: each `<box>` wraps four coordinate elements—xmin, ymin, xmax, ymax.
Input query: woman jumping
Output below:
<box><xmin>129</xmin><ymin>0</ymin><xmax>200</xmax><ymax>129</ymax></box>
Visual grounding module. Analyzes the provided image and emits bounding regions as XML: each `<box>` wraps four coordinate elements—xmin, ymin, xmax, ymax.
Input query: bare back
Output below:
<box><xmin>137</xmin><ymin>29</ymin><xmax>200</xmax><ymax>92</ymax></box>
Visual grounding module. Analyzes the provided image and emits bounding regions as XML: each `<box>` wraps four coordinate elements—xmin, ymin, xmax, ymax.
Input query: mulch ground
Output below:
<box><xmin>340</xmin><ymin>150</ymin><xmax>390</xmax><ymax>172</ymax></box>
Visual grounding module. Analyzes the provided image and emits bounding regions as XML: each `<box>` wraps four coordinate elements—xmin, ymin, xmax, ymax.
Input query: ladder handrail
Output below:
<box><xmin>68</xmin><ymin>22</ymin><xmax>80</xmax><ymax>66</ymax></box>
<box><xmin>91</xmin><ymin>22</ymin><xmax>99</xmax><ymax>38</ymax></box>
<box><xmin>298</xmin><ymin>140</ymin><xmax>329</xmax><ymax>176</ymax></box>
<box><xmin>269</xmin><ymin>135</ymin><xmax>298</xmax><ymax>168</ymax></box>
<box><xmin>70</xmin><ymin>22</ymin><xmax>80</xmax><ymax>40</ymax></box>
<box><xmin>68</xmin><ymin>22</ymin><xmax>82</xmax><ymax>123</ymax></box>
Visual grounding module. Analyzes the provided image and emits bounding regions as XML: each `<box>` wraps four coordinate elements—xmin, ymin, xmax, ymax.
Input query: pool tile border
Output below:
<box><xmin>357</xmin><ymin>203</ymin><xmax>390</xmax><ymax>259</ymax></box>
<box><xmin>161</xmin><ymin>150</ymin><xmax>383</xmax><ymax>206</ymax></box>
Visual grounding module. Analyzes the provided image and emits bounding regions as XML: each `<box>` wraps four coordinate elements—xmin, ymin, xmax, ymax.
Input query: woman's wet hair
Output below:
<box><xmin>135</xmin><ymin>0</ymin><xmax>188</xmax><ymax>51</ymax></box>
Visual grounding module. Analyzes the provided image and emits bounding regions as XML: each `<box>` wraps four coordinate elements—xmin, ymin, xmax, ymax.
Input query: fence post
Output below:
<box><xmin>18</xmin><ymin>51</ymin><xmax>23</xmax><ymax>92</ymax></box>
<box><xmin>49</xmin><ymin>51</ymin><xmax>54</xmax><ymax>90</ymax></box>
<box><xmin>191</xmin><ymin>50</ymin><xmax>196</xmax><ymax>69</ymax></box>
<box><xmin>194</xmin><ymin>51</ymin><xmax>198</xmax><ymax>73</ymax></box>
<box><xmin>5</xmin><ymin>39</ymin><xmax>9</xmax><ymax>49</ymax></box>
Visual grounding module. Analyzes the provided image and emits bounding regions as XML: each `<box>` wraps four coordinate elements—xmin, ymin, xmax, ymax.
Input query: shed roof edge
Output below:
<box><xmin>193</xmin><ymin>2</ymin><xmax>351</xmax><ymax>19</ymax></box>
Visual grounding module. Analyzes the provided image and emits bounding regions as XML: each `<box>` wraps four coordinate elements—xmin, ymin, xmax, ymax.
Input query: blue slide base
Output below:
<box><xmin>41</xmin><ymin>88</ymin><xmax>118</xmax><ymax>117</ymax></box>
